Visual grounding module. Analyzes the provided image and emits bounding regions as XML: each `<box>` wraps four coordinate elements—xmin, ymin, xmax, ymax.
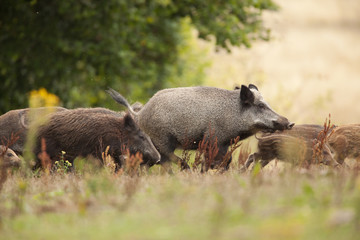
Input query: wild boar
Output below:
<box><xmin>0</xmin><ymin>107</ymin><xmax>67</xmax><ymax>155</ymax></box>
<box><xmin>107</xmin><ymin>85</ymin><xmax>294</xmax><ymax>169</ymax></box>
<box><xmin>327</xmin><ymin>124</ymin><xmax>360</xmax><ymax>164</ymax></box>
<box><xmin>244</xmin><ymin>134</ymin><xmax>337</xmax><ymax>169</ymax></box>
<box><xmin>34</xmin><ymin>109</ymin><xmax>160</xmax><ymax>169</ymax></box>
<box><xmin>244</xmin><ymin>124</ymin><xmax>338</xmax><ymax>169</ymax></box>
<box><xmin>0</xmin><ymin>145</ymin><xmax>21</xmax><ymax>168</ymax></box>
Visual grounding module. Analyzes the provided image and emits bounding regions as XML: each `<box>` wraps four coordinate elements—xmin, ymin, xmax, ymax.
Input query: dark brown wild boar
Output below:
<box><xmin>328</xmin><ymin>124</ymin><xmax>360</xmax><ymax>164</ymax></box>
<box><xmin>0</xmin><ymin>107</ymin><xmax>67</xmax><ymax>155</ymax></box>
<box><xmin>34</xmin><ymin>109</ymin><xmax>160</xmax><ymax>169</ymax></box>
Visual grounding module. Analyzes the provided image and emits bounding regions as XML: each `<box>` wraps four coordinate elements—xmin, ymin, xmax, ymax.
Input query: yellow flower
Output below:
<box><xmin>29</xmin><ymin>88</ymin><xmax>60</xmax><ymax>108</ymax></box>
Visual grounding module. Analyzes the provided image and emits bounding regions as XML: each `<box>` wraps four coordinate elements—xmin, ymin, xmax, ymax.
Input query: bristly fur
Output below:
<box><xmin>34</xmin><ymin>109</ymin><xmax>160</xmax><ymax>169</ymax></box>
<box><xmin>245</xmin><ymin>124</ymin><xmax>337</xmax><ymax>169</ymax></box>
<box><xmin>0</xmin><ymin>107</ymin><xmax>67</xmax><ymax>155</ymax></box>
<box><xmin>328</xmin><ymin>124</ymin><xmax>360</xmax><ymax>164</ymax></box>
<box><xmin>107</xmin><ymin>85</ymin><xmax>292</xmax><ymax>169</ymax></box>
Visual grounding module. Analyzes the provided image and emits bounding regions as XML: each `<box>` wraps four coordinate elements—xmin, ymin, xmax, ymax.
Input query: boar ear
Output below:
<box><xmin>248</xmin><ymin>84</ymin><xmax>258</xmax><ymax>91</ymax></box>
<box><xmin>124</xmin><ymin>114</ymin><xmax>137</xmax><ymax>130</ymax></box>
<box><xmin>240</xmin><ymin>85</ymin><xmax>255</xmax><ymax>104</ymax></box>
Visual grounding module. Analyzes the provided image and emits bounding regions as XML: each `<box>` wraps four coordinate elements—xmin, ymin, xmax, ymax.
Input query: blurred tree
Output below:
<box><xmin>0</xmin><ymin>0</ymin><xmax>278</xmax><ymax>113</ymax></box>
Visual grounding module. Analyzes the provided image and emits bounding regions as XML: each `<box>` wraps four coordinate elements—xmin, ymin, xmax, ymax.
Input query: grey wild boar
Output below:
<box><xmin>0</xmin><ymin>145</ymin><xmax>21</xmax><ymax>168</ymax></box>
<box><xmin>0</xmin><ymin>107</ymin><xmax>67</xmax><ymax>155</ymax></box>
<box><xmin>244</xmin><ymin>134</ymin><xmax>337</xmax><ymax>169</ymax></box>
<box><xmin>107</xmin><ymin>85</ymin><xmax>294</xmax><ymax>169</ymax></box>
<box><xmin>34</xmin><ymin>108</ymin><xmax>160</xmax><ymax>169</ymax></box>
<box><xmin>327</xmin><ymin>124</ymin><xmax>360</xmax><ymax>164</ymax></box>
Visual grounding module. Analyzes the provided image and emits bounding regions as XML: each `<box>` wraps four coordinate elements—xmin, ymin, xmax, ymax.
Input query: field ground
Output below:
<box><xmin>1</xmin><ymin>163</ymin><xmax>360</xmax><ymax>240</ymax></box>
<box><xmin>2</xmin><ymin>136</ymin><xmax>356</xmax><ymax>240</ymax></box>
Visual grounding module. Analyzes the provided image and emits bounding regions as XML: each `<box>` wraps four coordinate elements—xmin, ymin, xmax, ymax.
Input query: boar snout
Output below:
<box><xmin>272</xmin><ymin>119</ymin><xmax>294</xmax><ymax>131</ymax></box>
<box><xmin>288</xmin><ymin>122</ymin><xmax>295</xmax><ymax>129</ymax></box>
<box><xmin>143</xmin><ymin>150</ymin><xmax>161</xmax><ymax>167</ymax></box>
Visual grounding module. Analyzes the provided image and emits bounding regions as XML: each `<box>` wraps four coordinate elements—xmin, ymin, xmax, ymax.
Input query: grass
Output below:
<box><xmin>1</xmin><ymin>162</ymin><xmax>359</xmax><ymax>240</ymax></box>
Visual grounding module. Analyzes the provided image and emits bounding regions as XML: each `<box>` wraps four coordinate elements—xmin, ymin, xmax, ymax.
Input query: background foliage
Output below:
<box><xmin>0</xmin><ymin>0</ymin><xmax>277</xmax><ymax>113</ymax></box>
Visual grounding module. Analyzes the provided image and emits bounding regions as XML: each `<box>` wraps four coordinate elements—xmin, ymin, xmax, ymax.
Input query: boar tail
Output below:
<box><xmin>106</xmin><ymin>88</ymin><xmax>138</xmax><ymax>117</ymax></box>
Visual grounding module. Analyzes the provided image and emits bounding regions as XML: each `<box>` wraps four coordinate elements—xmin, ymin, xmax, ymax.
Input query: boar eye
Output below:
<box><xmin>7</xmin><ymin>153</ymin><xmax>13</xmax><ymax>157</ymax></box>
<box><xmin>258</xmin><ymin>103</ymin><xmax>266</xmax><ymax>109</ymax></box>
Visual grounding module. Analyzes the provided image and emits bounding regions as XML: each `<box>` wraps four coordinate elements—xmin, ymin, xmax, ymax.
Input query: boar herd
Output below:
<box><xmin>0</xmin><ymin>84</ymin><xmax>359</xmax><ymax>172</ymax></box>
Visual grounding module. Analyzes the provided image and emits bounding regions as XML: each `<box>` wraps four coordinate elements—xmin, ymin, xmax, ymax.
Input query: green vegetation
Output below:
<box><xmin>0</xmin><ymin>164</ymin><xmax>359</xmax><ymax>240</ymax></box>
<box><xmin>0</xmin><ymin>0</ymin><xmax>278</xmax><ymax>113</ymax></box>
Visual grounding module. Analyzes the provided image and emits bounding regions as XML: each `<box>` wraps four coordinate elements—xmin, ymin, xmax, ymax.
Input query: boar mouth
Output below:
<box><xmin>255</xmin><ymin>123</ymin><xmax>277</xmax><ymax>133</ymax></box>
<box><xmin>257</xmin><ymin>122</ymin><xmax>293</xmax><ymax>133</ymax></box>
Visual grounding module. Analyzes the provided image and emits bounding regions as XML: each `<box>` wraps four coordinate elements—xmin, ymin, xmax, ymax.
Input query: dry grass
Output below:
<box><xmin>312</xmin><ymin>114</ymin><xmax>335</xmax><ymax>165</ymax></box>
<box><xmin>0</xmin><ymin>164</ymin><xmax>359</xmax><ymax>240</ymax></box>
<box><xmin>193</xmin><ymin>127</ymin><xmax>219</xmax><ymax>173</ymax></box>
<box><xmin>0</xmin><ymin>118</ymin><xmax>358</xmax><ymax>239</ymax></box>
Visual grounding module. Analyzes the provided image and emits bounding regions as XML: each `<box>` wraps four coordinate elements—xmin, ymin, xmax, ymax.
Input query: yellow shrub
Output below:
<box><xmin>29</xmin><ymin>88</ymin><xmax>60</xmax><ymax>108</ymax></box>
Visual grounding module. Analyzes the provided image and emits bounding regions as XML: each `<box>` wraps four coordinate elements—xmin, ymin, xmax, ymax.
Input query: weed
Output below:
<box><xmin>312</xmin><ymin>114</ymin><xmax>335</xmax><ymax>165</ymax></box>
<box><xmin>37</xmin><ymin>138</ymin><xmax>52</xmax><ymax>175</ymax></box>
<box><xmin>102</xmin><ymin>145</ymin><xmax>116</xmax><ymax>174</ymax></box>
<box><xmin>120</xmin><ymin>146</ymin><xmax>143</xmax><ymax>177</ymax></box>
<box><xmin>193</xmin><ymin>127</ymin><xmax>219</xmax><ymax>173</ymax></box>
<box><xmin>1</xmin><ymin>131</ymin><xmax>20</xmax><ymax>150</ymax></box>
<box><xmin>54</xmin><ymin>151</ymin><xmax>72</xmax><ymax>175</ymax></box>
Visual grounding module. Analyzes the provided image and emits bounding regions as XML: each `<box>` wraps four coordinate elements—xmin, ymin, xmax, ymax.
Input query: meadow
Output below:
<box><xmin>1</xmin><ymin>154</ymin><xmax>359</xmax><ymax>240</ymax></box>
